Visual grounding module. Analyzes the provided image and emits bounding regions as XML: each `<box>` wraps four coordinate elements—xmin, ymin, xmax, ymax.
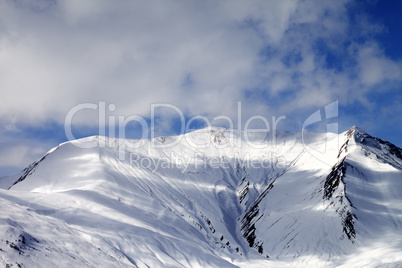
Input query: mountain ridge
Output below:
<box><xmin>0</xmin><ymin>126</ymin><xmax>401</xmax><ymax>267</ymax></box>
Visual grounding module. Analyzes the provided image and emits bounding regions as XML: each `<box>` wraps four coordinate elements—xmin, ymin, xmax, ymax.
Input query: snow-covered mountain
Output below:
<box><xmin>0</xmin><ymin>126</ymin><xmax>401</xmax><ymax>267</ymax></box>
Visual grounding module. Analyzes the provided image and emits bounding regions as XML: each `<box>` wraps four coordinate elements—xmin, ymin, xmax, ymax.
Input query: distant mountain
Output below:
<box><xmin>1</xmin><ymin>126</ymin><xmax>401</xmax><ymax>267</ymax></box>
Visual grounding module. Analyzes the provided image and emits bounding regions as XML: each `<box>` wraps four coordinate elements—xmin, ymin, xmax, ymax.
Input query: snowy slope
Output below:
<box><xmin>0</xmin><ymin>126</ymin><xmax>401</xmax><ymax>267</ymax></box>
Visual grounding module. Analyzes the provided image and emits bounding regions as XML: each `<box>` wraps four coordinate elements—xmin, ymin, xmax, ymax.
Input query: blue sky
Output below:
<box><xmin>0</xmin><ymin>0</ymin><xmax>401</xmax><ymax>177</ymax></box>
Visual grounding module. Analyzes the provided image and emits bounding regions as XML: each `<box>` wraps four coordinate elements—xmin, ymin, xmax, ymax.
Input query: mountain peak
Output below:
<box><xmin>1</xmin><ymin>125</ymin><xmax>402</xmax><ymax>267</ymax></box>
<box><xmin>344</xmin><ymin>126</ymin><xmax>402</xmax><ymax>170</ymax></box>
<box><xmin>345</xmin><ymin>125</ymin><xmax>366</xmax><ymax>138</ymax></box>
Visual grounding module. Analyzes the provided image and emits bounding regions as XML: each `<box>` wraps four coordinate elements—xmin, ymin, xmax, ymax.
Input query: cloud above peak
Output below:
<box><xmin>0</xmin><ymin>0</ymin><xmax>400</xmax><ymax>129</ymax></box>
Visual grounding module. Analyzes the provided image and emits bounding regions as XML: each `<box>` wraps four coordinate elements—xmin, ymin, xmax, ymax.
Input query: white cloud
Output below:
<box><xmin>0</xmin><ymin>0</ymin><xmax>400</xmax><ymax>131</ymax></box>
<box><xmin>358</xmin><ymin>43</ymin><xmax>402</xmax><ymax>86</ymax></box>
<box><xmin>0</xmin><ymin>141</ymin><xmax>47</xmax><ymax>168</ymax></box>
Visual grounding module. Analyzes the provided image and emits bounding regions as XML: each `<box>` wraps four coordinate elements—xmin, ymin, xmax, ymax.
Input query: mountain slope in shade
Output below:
<box><xmin>0</xmin><ymin>126</ymin><xmax>401</xmax><ymax>267</ymax></box>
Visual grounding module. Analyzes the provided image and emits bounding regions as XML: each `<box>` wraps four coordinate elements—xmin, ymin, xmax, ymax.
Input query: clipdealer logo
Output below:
<box><xmin>63</xmin><ymin>100</ymin><xmax>340</xmax><ymax>168</ymax></box>
<box><xmin>64</xmin><ymin>102</ymin><xmax>286</xmax><ymax>160</ymax></box>
<box><xmin>302</xmin><ymin>101</ymin><xmax>339</xmax><ymax>167</ymax></box>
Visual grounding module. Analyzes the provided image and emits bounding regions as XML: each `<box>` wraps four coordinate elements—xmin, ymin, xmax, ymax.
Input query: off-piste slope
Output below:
<box><xmin>0</xmin><ymin>126</ymin><xmax>401</xmax><ymax>267</ymax></box>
